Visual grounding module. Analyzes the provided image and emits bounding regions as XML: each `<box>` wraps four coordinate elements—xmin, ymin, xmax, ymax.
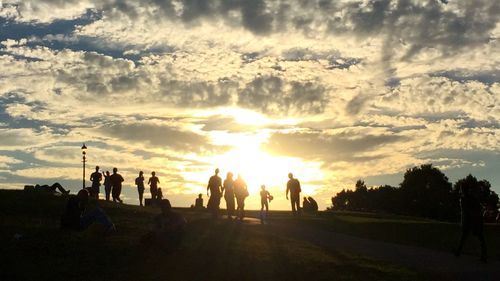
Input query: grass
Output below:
<box><xmin>4</xmin><ymin>189</ymin><xmax>487</xmax><ymax>281</ymax></box>
<box><xmin>290</xmin><ymin>211</ymin><xmax>500</xmax><ymax>261</ymax></box>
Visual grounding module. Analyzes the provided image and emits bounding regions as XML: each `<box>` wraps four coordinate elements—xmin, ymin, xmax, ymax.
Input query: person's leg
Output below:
<box><xmin>105</xmin><ymin>187</ymin><xmax>110</xmax><ymax>201</ymax></box>
<box><xmin>477</xmin><ymin>231</ymin><xmax>487</xmax><ymax>262</ymax></box>
<box><xmin>80</xmin><ymin>207</ymin><xmax>114</xmax><ymax>230</ymax></box>
<box><xmin>290</xmin><ymin>197</ymin><xmax>297</xmax><ymax>215</ymax></box>
<box><xmin>455</xmin><ymin>228</ymin><xmax>469</xmax><ymax>256</ymax></box>
<box><xmin>52</xmin><ymin>182</ymin><xmax>69</xmax><ymax>193</ymax></box>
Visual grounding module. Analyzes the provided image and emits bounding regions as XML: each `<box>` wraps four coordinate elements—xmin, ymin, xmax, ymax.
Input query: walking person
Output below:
<box><xmin>286</xmin><ymin>173</ymin><xmax>301</xmax><ymax>216</ymax></box>
<box><xmin>148</xmin><ymin>171</ymin><xmax>160</xmax><ymax>200</ymax></box>
<box><xmin>135</xmin><ymin>171</ymin><xmax>145</xmax><ymax>206</ymax></box>
<box><xmin>110</xmin><ymin>167</ymin><xmax>124</xmax><ymax>203</ymax></box>
<box><xmin>454</xmin><ymin>183</ymin><xmax>487</xmax><ymax>262</ymax></box>
<box><xmin>260</xmin><ymin>185</ymin><xmax>272</xmax><ymax>224</ymax></box>
<box><xmin>234</xmin><ymin>174</ymin><xmax>249</xmax><ymax>221</ymax></box>
<box><xmin>223</xmin><ymin>172</ymin><xmax>235</xmax><ymax>219</ymax></box>
<box><xmin>103</xmin><ymin>171</ymin><xmax>112</xmax><ymax>201</ymax></box>
<box><xmin>89</xmin><ymin>166</ymin><xmax>102</xmax><ymax>199</ymax></box>
<box><xmin>207</xmin><ymin>168</ymin><xmax>222</xmax><ymax>219</ymax></box>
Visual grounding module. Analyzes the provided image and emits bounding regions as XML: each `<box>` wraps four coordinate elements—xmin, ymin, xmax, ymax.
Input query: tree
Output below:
<box><xmin>399</xmin><ymin>164</ymin><xmax>454</xmax><ymax>220</ymax></box>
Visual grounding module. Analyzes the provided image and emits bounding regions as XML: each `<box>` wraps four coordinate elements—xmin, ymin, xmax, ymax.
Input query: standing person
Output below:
<box><xmin>148</xmin><ymin>171</ymin><xmax>160</xmax><ymax>200</ymax></box>
<box><xmin>234</xmin><ymin>174</ymin><xmax>249</xmax><ymax>221</ymax></box>
<box><xmin>207</xmin><ymin>168</ymin><xmax>222</xmax><ymax>219</ymax></box>
<box><xmin>260</xmin><ymin>185</ymin><xmax>272</xmax><ymax>224</ymax></box>
<box><xmin>135</xmin><ymin>171</ymin><xmax>145</xmax><ymax>206</ymax></box>
<box><xmin>222</xmin><ymin>172</ymin><xmax>235</xmax><ymax>219</ymax></box>
<box><xmin>286</xmin><ymin>173</ymin><xmax>301</xmax><ymax>216</ymax></box>
<box><xmin>454</xmin><ymin>183</ymin><xmax>487</xmax><ymax>262</ymax></box>
<box><xmin>103</xmin><ymin>171</ymin><xmax>112</xmax><ymax>201</ymax></box>
<box><xmin>110</xmin><ymin>167</ymin><xmax>124</xmax><ymax>203</ymax></box>
<box><xmin>89</xmin><ymin>166</ymin><xmax>102</xmax><ymax>199</ymax></box>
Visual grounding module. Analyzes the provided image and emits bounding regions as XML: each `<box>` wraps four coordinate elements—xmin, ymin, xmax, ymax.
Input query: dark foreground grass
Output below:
<box><xmin>0</xmin><ymin>190</ymin><xmax>424</xmax><ymax>281</ymax></box>
<box><xmin>287</xmin><ymin>211</ymin><xmax>500</xmax><ymax>261</ymax></box>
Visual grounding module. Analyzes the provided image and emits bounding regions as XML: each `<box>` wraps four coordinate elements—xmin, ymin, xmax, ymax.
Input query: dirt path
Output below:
<box><xmin>265</xmin><ymin>220</ymin><xmax>500</xmax><ymax>281</ymax></box>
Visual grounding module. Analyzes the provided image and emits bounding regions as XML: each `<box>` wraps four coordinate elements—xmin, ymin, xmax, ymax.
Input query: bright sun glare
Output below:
<box><xmin>182</xmin><ymin>108</ymin><xmax>324</xmax><ymax>209</ymax></box>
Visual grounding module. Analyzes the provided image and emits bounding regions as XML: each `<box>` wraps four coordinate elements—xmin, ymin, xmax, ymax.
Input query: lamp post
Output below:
<box><xmin>82</xmin><ymin>143</ymin><xmax>87</xmax><ymax>189</ymax></box>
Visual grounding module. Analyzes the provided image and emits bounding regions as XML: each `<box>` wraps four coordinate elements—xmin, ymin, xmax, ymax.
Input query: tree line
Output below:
<box><xmin>329</xmin><ymin>164</ymin><xmax>499</xmax><ymax>222</ymax></box>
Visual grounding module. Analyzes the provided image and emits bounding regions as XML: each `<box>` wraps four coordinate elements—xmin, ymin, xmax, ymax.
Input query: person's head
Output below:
<box><xmin>152</xmin><ymin>171</ymin><xmax>156</xmax><ymax>176</ymax></box>
<box><xmin>198</xmin><ymin>193</ymin><xmax>202</xmax><ymax>198</ymax></box>
<box><xmin>139</xmin><ymin>171</ymin><xmax>143</xmax><ymax>176</ymax></box>
<box><xmin>308</xmin><ymin>196</ymin><xmax>314</xmax><ymax>201</ymax></box>
<box><xmin>303</xmin><ymin>197</ymin><xmax>309</xmax><ymax>203</ymax></box>
<box><xmin>159</xmin><ymin>199</ymin><xmax>172</xmax><ymax>214</ymax></box>
<box><xmin>261</xmin><ymin>185</ymin><xmax>266</xmax><ymax>191</ymax></box>
<box><xmin>106</xmin><ymin>171</ymin><xmax>110</xmax><ymax>176</ymax></box>
<box><xmin>113</xmin><ymin>167</ymin><xmax>118</xmax><ymax>174</ymax></box>
<box><xmin>215</xmin><ymin>168</ymin><xmax>219</xmax><ymax>175</ymax></box>
<box><xmin>158</xmin><ymin>188</ymin><xmax>162</xmax><ymax>192</ymax></box>
<box><xmin>77</xmin><ymin>189</ymin><xmax>89</xmax><ymax>206</ymax></box>
<box><xmin>226</xmin><ymin>172</ymin><xmax>233</xmax><ymax>180</ymax></box>
<box><xmin>95</xmin><ymin>166</ymin><xmax>99</xmax><ymax>171</ymax></box>
<box><xmin>288</xmin><ymin>173</ymin><xmax>293</xmax><ymax>179</ymax></box>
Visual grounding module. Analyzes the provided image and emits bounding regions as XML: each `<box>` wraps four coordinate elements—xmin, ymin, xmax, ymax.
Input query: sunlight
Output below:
<box><xmin>180</xmin><ymin>130</ymin><xmax>324</xmax><ymax>209</ymax></box>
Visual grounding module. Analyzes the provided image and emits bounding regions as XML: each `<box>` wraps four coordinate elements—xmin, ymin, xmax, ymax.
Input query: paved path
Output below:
<box><xmin>266</xmin><ymin>220</ymin><xmax>500</xmax><ymax>281</ymax></box>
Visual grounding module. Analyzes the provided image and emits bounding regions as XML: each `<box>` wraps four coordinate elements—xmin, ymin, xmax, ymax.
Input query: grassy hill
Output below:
<box><xmin>1</xmin><ymin>189</ymin><xmax>498</xmax><ymax>281</ymax></box>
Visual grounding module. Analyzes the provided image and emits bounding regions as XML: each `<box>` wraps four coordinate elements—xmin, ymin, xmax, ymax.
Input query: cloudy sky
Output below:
<box><xmin>0</xmin><ymin>0</ymin><xmax>499</xmax><ymax>210</ymax></box>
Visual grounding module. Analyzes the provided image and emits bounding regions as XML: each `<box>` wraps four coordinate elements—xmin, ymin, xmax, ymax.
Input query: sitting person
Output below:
<box><xmin>308</xmin><ymin>196</ymin><xmax>319</xmax><ymax>213</ymax></box>
<box><xmin>157</xmin><ymin>188</ymin><xmax>164</xmax><ymax>200</ymax></box>
<box><xmin>29</xmin><ymin>182</ymin><xmax>70</xmax><ymax>194</ymax></box>
<box><xmin>60</xmin><ymin>189</ymin><xmax>115</xmax><ymax>232</ymax></box>
<box><xmin>142</xmin><ymin>199</ymin><xmax>186</xmax><ymax>252</ymax></box>
<box><xmin>194</xmin><ymin>193</ymin><xmax>204</xmax><ymax>209</ymax></box>
<box><xmin>302</xmin><ymin>197</ymin><xmax>311</xmax><ymax>212</ymax></box>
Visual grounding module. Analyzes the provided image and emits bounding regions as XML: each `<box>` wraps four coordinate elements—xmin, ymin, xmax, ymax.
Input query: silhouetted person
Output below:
<box><xmin>136</xmin><ymin>171</ymin><xmax>145</xmax><ymax>206</ymax></box>
<box><xmin>260</xmin><ymin>185</ymin><xmax>272</xmax><ymax>224</ymax></box>
<box><xmin>33</xmin><ymin>183</ymin><xmax>70</xmax><ymax>194</ymax></box>
<box><xmin>234</xmin><ymin>174</ymin><xmax>249</xmax><ymax>221</ymax></box>
<box><xmin>157</xmin><ymin>188</ymin><xmax>163</xmax><ymax>200</ymax></box>
<box><xmin>110</xmin><ymin>167</ymin><xmax>124</xmax><ymax>203</ymax></box>
<box><xmin>194</xmin><ymin>194</ymin><xmax>204</xmax><ymax>209</ymax></box>
<box><xmin>207</xmin><ymin>168</ymin><xmax>222</xmax><ymax>219</ymax></box>
<box><xmin>60</xmin><ymin>189</ymin><xmax>115</xmax><ymax>232</ymax></box>
<box><xmin>302</xmin><ymin>197</ymin><xmax>311</xmax><ymax>212</ymax></box>
<box><xmin>286</xmin><ymin>173</ymin><xmax>301</xmax><ymax>216</ymax></box>
<box><xmin>223</xmin><ymin>172</ymin><xmax>235</xmax><ymax>219</ymax></box>
<box><xmin>89</xmin><ymin>166</ymin><xmax>102</xmax><ymax>199</ymax></box>
<box><xmin>103</xmin><ymin>171</ymin><xmax>112</xmax><ymax>201</ymax></box>
<box><xmin>142</xmin><ymin>199</ymin><xmax>186</xmax><ymax>252</ymax></box>
<box><xmin>148</xmin><ymin>171</ymin><xmax>160</xmax><ymax>200</ymax></box>
<box><xmin>308</xmin><ymin>196</ymin><xmax>318</xmax><ymax>213</ymax></box>
<box><xmin>455</xmin><ymin>184</ymin><xmax>487</xmax><ymax>262</ymax></box>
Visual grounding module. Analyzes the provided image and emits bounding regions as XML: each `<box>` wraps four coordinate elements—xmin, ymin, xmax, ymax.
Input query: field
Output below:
<box><xmin>1</xmin><ymin>190</ymin><xmax>498</xmax><ymax>281</ymax></box>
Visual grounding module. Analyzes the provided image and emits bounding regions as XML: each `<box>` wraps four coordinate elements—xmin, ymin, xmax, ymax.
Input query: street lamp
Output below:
<box><xmin>82</xmin><ymin>143</ymin><xmax>87</xmax><ymax>189</ymax></box>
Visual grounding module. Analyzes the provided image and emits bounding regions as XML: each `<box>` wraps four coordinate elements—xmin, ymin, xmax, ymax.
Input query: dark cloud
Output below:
<box><xmin>101</xmin><ymin>122</ymin><xmax>229</xmax><ymax>153</ymax></box>
<box><xmin>263</xmin><ymin>129</ymin><xmax>405</xmax><ymax>162</ymax></box>
<box><xmin>237</xmin><ymin>75</ymin><xmax>328</xmax><ymax>115</ymax></box>
<box><xmin>157</xmin><ymin>78</ymin><xmax>236</xmax><ymax>107</ymax></box>
<box><xmin>430</xmin><ymin>69</ymin><xmax>500</xmax><ymax>86</ymax></box>
<box><xmin>345</xmin><ymin>93</ymin><xmax>369</xmax><ymax>115</ymax></box>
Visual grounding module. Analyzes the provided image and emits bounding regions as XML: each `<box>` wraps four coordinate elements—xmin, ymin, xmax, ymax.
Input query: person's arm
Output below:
<box><xmin>120</xmin><ymin>175</ymin><xmax>124</xmax><ymax>182</ymax></box>
<box><xmin>148</xmin><ymin>178</ymin><xmax>151</xmax><ymax>185</ymax></box>
<box><xmin>207</xmin><ymin>180</ymin><xmax>210</xmax><ymax>196</ymax></box>
<box><xmin>157</xmin><ymin>177</ymin><xmax>160</xmax><ymax>184</ymax></box>
<box><xmin>297</xmin><ymin>180</ymin><xmax>301</xmax><ymax>193</ymax></box>
<box><xmin>286</xmin><ymin>182</ymin><xmax>290</xmax><ymax>200</ymax></box>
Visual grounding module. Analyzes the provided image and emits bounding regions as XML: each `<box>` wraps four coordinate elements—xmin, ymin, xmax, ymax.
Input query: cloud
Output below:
<box><xmin>238</xmin><ymin>75</ymin><xmax>329</xmax><ymax>115</ymax></box>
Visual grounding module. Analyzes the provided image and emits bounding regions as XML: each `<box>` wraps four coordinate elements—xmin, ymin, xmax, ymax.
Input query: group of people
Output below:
<box><xmin>60</xmin><ymin>188</ymin><xmax>186</xmax><ymax>252</ymax></box>
<box><xmin>134</xmin><ymin>171</ymin><xmax>162</xmax><ymax>206</ymax></box>
<box><xmin>203</xmin><ymin>169</ymin><xmax>304</xmax><ymax>224</ymax></box>
<box><xmin>89</xmin><ymin>166</ymin><xmax>164</xmax><ymax>207</ymax></box>
<box><xmin>89</xmin><ymin>166</ymin><xmax>124</xmax><ymax>203</ymax></box>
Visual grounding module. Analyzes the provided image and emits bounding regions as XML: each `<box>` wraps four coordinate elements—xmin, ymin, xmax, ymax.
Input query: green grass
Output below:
<box><xmin>292</xmin><ymin>210</ymin><xmax>500</xmax><ymax>261</ymax></box>
<box><xmin>0</xmin><ymin>190</ymin><xmax>436</xmax><ymax>280</ymax></box>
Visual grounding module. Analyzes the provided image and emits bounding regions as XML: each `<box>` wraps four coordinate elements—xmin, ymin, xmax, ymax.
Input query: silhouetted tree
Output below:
<box><xmin>399</xmin><ymin>164</ymin><xmax>454</xmax><ymax>220</ymax></box>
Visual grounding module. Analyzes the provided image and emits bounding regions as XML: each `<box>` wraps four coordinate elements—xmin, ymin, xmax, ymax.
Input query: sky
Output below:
<box><xmin>0</xmin><ymin>0</ymin><xmax>499</xmax><ymax>210</ymax></box>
